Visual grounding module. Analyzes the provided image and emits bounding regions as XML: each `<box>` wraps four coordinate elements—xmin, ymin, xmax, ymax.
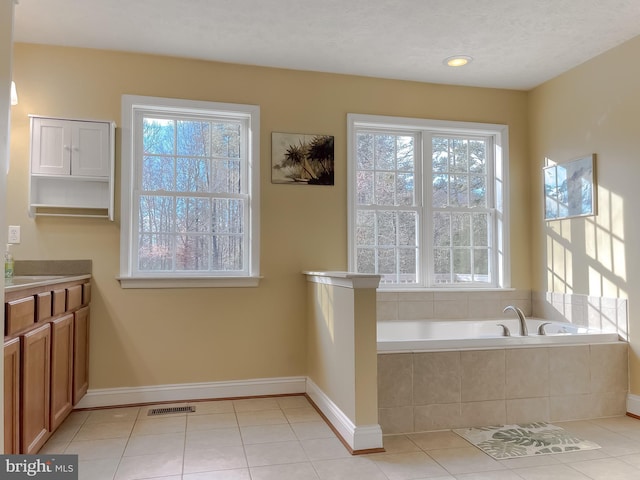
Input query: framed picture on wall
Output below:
<box><xmin>543</xmin><ymin>154</ymin><xmax>596</xmax><ymax>220</ymax></box>
<box><xmin>271</xmin><ymin>132</ymin><xmax>335</xmax><ymax>185</ymax></box>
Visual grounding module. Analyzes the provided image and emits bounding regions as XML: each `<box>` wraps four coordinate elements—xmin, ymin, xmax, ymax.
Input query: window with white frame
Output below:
<box><xmin>348</xmin><ymin>114</ymin><xmax>509</xmax><ymax>288</ymax></box>
<box><xmin>119</xmin><ymin>95</ymin><xmax>260</xmax><ymax>288</ymax></box>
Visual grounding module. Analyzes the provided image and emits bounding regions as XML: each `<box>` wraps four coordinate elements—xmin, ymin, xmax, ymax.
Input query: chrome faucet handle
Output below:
<box><xmin>538</xmin><ymin>322</ymin><xmax>551</xmax><ymax>335</ymax></box>
<box><xmin>496</xmin><ymin>323</ymin><xmax>511</xmax><ymax>337</ymax></box>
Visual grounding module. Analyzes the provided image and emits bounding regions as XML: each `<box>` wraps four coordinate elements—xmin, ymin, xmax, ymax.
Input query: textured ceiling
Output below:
<box><xmin>12</xmin><ymin>0</ymin><xmax>640</xmax><ymax>90</ymax></box>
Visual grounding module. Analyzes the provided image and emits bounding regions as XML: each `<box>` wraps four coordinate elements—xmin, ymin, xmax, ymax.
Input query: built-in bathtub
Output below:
<box><xmin>377</xmin><ymin>318</ymin><xmax>621</xmax><ymax>352</ymax></box>
<box><xmin>377</xmin><ymin>318</ymin><xmax>628</xmax><ymax>434</ymax></box>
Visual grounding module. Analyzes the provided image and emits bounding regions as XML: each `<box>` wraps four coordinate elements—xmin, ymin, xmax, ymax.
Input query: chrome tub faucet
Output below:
<box><xmin>503</xmin><ymin>305</ymin><xmax>528</xmax><ymax>336</ymax></box>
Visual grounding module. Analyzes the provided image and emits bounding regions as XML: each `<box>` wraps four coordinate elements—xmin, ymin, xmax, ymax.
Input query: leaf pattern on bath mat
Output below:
<box><xmin>491</xmin><ymin>427</ymin><xmax>583</xmax><ymax>449</ymax></box>
<box><xmin>476</xmin><ymin>438</ymin><xmax>528</xmax><ymax>458</ymax></box>
<box><xmin>493</xmin><ymin>428</ymin><xmax>552</xmax><ymax>448</ymax></box>
<box><xmin>453</xmin><ymin>422</ymin><xmax>601</xmax><ymax>459</ymax></box>
<box><xmin>516</xmin><ymin>422</ymin><xmax>558</xmax><ymax>430</ymax></box>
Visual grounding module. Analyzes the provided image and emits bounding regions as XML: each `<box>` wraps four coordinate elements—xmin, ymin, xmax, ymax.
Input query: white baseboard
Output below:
<box><xmin>74</xmin><ymin>376</ymin><xmax>307</xmax><ymax>409</ymax></box>
<box><xmin>627</xmin><ymin>394</ymin><xmax>640</xmax><ymax>416</ymax></box>
<box><xmin>306</xmin><ymin>378</ymin><xmax>383</xmax><ymax>452</ymax></box>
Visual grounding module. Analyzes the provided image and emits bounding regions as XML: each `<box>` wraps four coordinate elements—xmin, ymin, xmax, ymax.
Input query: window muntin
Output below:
<box><xmin>120</xmin><ymin>96</ymin><xmax>260</xmax><ymax>287</ymax></box>
<box><xmin>349</xmin><ymin>115</ymin><xmax>508</xmax><ymax>289</ymax></box>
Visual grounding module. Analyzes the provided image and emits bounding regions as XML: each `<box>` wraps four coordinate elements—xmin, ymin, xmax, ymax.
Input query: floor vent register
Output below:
<box><xmin>147</xmin><ymin>406</ymin><xmax>196</xmax><ymax>416</ymax></box>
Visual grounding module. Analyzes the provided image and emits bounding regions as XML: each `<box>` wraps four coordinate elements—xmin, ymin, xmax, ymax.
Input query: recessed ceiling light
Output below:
<box><xmin>444</xmin><ymin>55</ymin><xmax>473</xmax><ymax>67</ymax></box>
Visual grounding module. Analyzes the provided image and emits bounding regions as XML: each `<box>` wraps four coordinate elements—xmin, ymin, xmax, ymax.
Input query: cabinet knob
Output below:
<box><xmin>64</xmin><ymin>145</ymin><xmax>70</xmax><ymax>151</ymax></box>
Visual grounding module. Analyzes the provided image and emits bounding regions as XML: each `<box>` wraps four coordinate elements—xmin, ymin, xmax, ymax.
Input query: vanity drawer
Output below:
<box><xmin>82</xmin><ymin>283</ymin><xmax>91</xmax><ymax>305</ymax></box>
<box><xmin>52</xmin><ymin>290</ymin><xmax>66</xmax><ymax>316</ymax></box>
<box><xmin>66</xmin><ymin>285</ymin><xmax>83</xmax><ymax>311</ymax></box>
<box><xmin>5</xmin><ymin>296</ymin><xmax>36</xmax><ymax>335</ymax></box>
<box><xmin>36</xmin><ymin>291</ymin><xmax>52</xmax><ymax>322</ymax></box>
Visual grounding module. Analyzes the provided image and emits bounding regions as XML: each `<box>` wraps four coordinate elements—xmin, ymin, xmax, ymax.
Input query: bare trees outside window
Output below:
<box><xmin>349</xmin><ymin>115</ymin><xmax>508</xmax><ymax>288</ymax></box>
<box><xmin>120</xmin><ymin>96</ymin><xmax>260</xmax><ymax>286</ymax></box>
<box><xmin>139</xmin><ymin>117</ymin><xmax>244</xmax><ymax>273</ymax></box>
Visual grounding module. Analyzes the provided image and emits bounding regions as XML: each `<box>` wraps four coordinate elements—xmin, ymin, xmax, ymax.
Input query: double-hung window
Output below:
<box><xmin>348</xmin><ymin>114</ymin><xmax>509</xmax><ymax>289</ymax></box>
<box><xmin>119</xmin><ymin>95</ymin><xmax>260</xmax><ymax>288</ymax></box>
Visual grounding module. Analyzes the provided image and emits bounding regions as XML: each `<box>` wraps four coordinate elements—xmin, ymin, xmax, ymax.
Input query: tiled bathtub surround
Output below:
<box><xmin>377</xmin><ymin>290</ymin><xmax>533</xmax><ymax>322</ymax></box>
<box><xmin>533</xmin><ymin>290</ymin><xmax>629</xmax><ymax>339</ymax></box>
<box><xmin>378</xmin><ymin>342</ymin><xmax>628</xmax><ymax>434</ymax></box>
<box><xmin>376</xmin><ymin>289</ymin><xmax>629</xmax><ymax>433</ymax></box>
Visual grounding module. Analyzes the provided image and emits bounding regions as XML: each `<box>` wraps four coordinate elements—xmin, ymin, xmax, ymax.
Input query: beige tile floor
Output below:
<box><xmin>40</xmin><ymin>395</ymin><xmax>640</xmax><ymax>480</ymax></box>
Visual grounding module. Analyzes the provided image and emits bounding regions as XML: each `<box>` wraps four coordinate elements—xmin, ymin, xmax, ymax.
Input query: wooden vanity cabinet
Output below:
<box><xmin>72</xmin><ymin>306</ymin><xmax>90</xmax><ymax>405</ymax></box>
<box><xmin>21</xmin><ymin>322</ymin><xmax>51</xmax><ymax>454</ymax></box>
<box><xmin>50</xmin><ymin>314</ymin><xmax>74</xmax><ymax>430</ymax></box>
<box><xmin>4</xmin><ymin>277</ymin><xmax>91</xmax><ymax>454</ymax></box>
<box><xmin>4</xmin><ymin>336</ymin><xmax>20</xmax><ymax>454</ymax></box>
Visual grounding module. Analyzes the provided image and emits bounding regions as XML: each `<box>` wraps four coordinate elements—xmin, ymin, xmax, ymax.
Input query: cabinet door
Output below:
<box><xmin>4</xmin><ymin>337</ymin><xmax>20</xmax><ymax>454</ymax></box>
<box><xmin>73</xmin><ymin>306</ymin><xmax>90</xmax><ymax>405</ymax></box>
<box><xmin>50</xmin><ymin>314</ymin><xmax>74</xmax><ymax>431</ymax></box>
<box><xmin>31</xmin><ymin>117</ymin><xmax>71</xmax><ymax>175</ymax></box>
<box><xmin>71</xmin><ymin>121</ymin><xmax>111</xmax><ymax>177</ymax></box>
<box><xmin>21</xmin><ymin>323</ymin><xmax>51</xmax><ymax>454</ymax></box>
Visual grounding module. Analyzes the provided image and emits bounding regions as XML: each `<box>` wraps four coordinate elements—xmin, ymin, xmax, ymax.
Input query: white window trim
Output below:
<box><xmin>118</xmin><ymin>95</ymin><xmax>261</xmax><ymax>288</ymax></box>
<box><xmin>347</xmin><ymin>113</ymin><xmax>510</xmax><ymax>290</ymax></box>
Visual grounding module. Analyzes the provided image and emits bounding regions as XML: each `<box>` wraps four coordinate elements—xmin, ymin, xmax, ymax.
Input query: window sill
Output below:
<box><xmin>117</xmin><ymin>276</ymin><xmax>262</xmax><ymax>289</ymax></box>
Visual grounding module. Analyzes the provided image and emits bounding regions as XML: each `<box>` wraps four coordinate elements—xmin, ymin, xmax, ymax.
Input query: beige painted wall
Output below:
<box><xmin>2</xmin><ymin>0</ymin><xmax>17</xmax><ymax>453</ymax></box>
<box><xmin>8</xmin><ymin>43</ymin><xmax>530</xmax><ymax>390</ymax></box>
<box><xmin>529</xmin><ymin>35</ymin><xmax>640</xmax><ymax>393</ymax></box>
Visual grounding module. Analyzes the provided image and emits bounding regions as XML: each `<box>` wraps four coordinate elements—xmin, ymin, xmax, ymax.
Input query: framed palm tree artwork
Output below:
<box><xmin>271</xmin><ymin>132</ymin><xmax>335</xmax><ymax>185</ymax></box>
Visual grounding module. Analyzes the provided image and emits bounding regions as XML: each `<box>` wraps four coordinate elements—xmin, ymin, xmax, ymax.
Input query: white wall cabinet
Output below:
<box><xmin>29</xmin><ymin>116</ymin><xmax>115</xmax><ymax>220</ymax></box>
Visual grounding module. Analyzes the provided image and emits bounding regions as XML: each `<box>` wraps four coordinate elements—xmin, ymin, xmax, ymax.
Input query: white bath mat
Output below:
<box><xmin>453</xmin><ymin>422</ymin><xmax>601</xmax><ymax>459</ymax></box>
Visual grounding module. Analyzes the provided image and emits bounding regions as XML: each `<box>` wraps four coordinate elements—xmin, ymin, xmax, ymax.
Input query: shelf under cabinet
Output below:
<box><xmin>29</xmin><ymin>176</ymin><xmax>112</xmax><ymax>220</ymax></box>
<box><xmin>31</xmin><ymin>174</ymin><xmax>109</xmax><ymax>182</ymax></box>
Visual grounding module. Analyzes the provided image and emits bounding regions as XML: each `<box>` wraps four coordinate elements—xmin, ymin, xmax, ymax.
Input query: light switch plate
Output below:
<box><xmin>8</xmin><ymin>225</ymin><xmax>20</xmax><ymax>244</ymax></box>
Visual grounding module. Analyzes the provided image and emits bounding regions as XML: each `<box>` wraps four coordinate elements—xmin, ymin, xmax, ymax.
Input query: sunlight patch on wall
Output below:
<box><xmin>545</xmin><ymin>183</ymin><xmax>626</xmax><ymax>301</ymax></box>
<box><xmin>534</xmin><ymin>291</ymin><xmax>628</xmax><ymax>340</ymax></box>
<box><xmin>547</xmin><ymin>220</ymin><xmax>573</xmax><ymax>293</ymax></box>
<box><xmin>587</xmin><ymin>293</ymin><xmax>629</xmax><ymax>340</ymax></box>
<box><xmin>585</xmin><ymin>188</ymin><xmax>627</xmax><ymax>298</ymax></box>
<box><xmin>611</xmin><ymin>192</ymin><xmax>627</xmax><ymax>280</ymax></box>
<box><xmin>317</xmin><ymin>284</ymin><xmax>336</xmax><ymax>343</ymax></box>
